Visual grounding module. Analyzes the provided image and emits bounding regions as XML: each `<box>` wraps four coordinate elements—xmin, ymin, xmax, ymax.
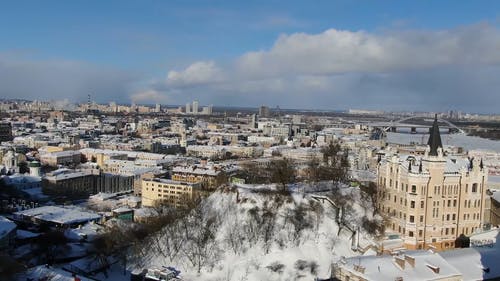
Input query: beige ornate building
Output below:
<box><xmin>377</xmin><ymin>116</ymin><xmax>488</xmax><ymax>250</ymax></box>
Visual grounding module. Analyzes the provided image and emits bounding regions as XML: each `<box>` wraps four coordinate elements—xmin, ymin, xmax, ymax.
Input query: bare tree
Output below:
<box><xmin>359</xmin><ymin>182</ymin><xmax>379</xmax><ymax>216</ymax></box>
<box><xmin>261</xmin><ymin>206</ymin><xmax>277</xmax><ymax>253</ymax></box>
<box><xmin>92</xmin><ymin>225</ymin><xmax>132</xmax><ymax>276</ymax></box>
<box><xmin>35</xmin><ymin>230</ymin><xmax>69</xmax><ymax>265</ymax></box>
<box><xmin>225</xmin><ymin>215</ymin><xmax>246</xmax><ymax>255</ymax></box>
<box><xmin>181</xmin><ymin>204</ymin><xmax>220</xmax><ymax>273</ymax></box>
<box><xmin>268</xmin><ymin>158</ymin><xmax>296</xmax><ymax>193</ymax></box>
<box><xmin>320</xmin><ymin>141</ymin><xmax>350</xmax><ymax>185</ymax></box>
<box><xmin>238</xmin><ymin>162</ymin><xmax>264</xmax><ymax>184</ymax></box>
<box><xmin>306</xmin><ymin>157</ymin><xmax>322</xmax><ymax>183</ymax></box>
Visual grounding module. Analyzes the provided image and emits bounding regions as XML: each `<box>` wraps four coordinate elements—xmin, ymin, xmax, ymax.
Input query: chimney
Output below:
<box><xmin>427</xmin><ymin>264</ymin><xmax>440</xmax><ymax>274</ymax></box>
<box><xmin>394</xmin><ymin>256</ymin><xmax>405</xmax><ymax>269</ymax></box>
<box><xmin>404</xmin><ymin>255</ymin><xmax>415</xmax><ymax>268</ymax></box>
<box><xmin>353</xmin><ymin>264</ymin><xmax>366</xmax><ymax>274</ymax></box>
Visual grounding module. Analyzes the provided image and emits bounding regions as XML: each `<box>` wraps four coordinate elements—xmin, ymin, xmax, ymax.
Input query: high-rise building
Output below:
<box><xmin>109</xmin><ymin>102</ymin><xmax>117</xmax><ymax>113</ymax></box>
<box><xmin>377</xmin><ymin>115</ymin><xmax>488</xmax><ymax>251</ymax></box>
<box><xmin>185</xmin><ymin>103</ymin><xmax>191</xmax><ymax>114</ymax></box>
<box><xmin>201</xmin><ymin>104</ymin><xmax>213</xmax><ymax>115</ymax></box>
<box><xmin>250</xmin><ymin>114</ymin><xmax>258</xmax><ymax>129</ymax></box>
<box><xmin>259</xmin><ymin>105</ymin><xmax>270</xmax><ymax>118</ymax></box>
<box><xmin>192</xmin><ymin>100</ymin><xmax>199</xmax><ymax>114</ymax></box>
<box><xmin>155</xmin><ymin>103</ymin><xmax>161</xmax><ymax>113</ymax></box>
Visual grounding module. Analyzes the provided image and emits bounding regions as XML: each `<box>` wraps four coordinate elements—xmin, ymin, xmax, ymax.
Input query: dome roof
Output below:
<box><xmin>29</xmin><ymin>161</ymin><xmax>41</xmax><ymax>167</ymax></box>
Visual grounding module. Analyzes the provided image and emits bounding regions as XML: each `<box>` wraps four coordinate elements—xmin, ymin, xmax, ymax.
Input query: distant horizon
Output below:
<box><xmin>2</xmin><ymin>97</ymin><xmax>499</xmax><ymax>116</ymax></box>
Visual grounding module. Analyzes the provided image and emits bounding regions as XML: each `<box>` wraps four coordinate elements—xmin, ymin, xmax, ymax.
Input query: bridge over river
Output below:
<box><xmin>368</xmin><ymin>116</ymin><xmax>465</xmax><ymax>135</ymax></box>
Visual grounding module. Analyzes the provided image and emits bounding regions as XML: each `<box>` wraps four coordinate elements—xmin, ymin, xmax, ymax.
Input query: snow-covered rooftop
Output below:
<box><xmin>3</xmin><ymin>174</ymin><xmax>41</xmax><ymax>184</ymax></box>
<box><xmin>341</xmin><ymin>250</ymin><xmax>461</xmax><ymax>281</ymax></box>
<box><xmin>0</xmin><ymin>216</ymin><xmax>16</xmax><ymax>239</ymax></box>
<box><xmin>440</xmin><ymin>239</ymin><xmax>500</xmax><ymax>281</ymax></box>
<box><xmin>172</xmin><ymin>165</ymin><xmax>221</xmax><ymax>176</ymax></box>
<box><xmin>14</xmin><ymin>206</ymin><xmax>101</xmax><ymax>226</ymax></box>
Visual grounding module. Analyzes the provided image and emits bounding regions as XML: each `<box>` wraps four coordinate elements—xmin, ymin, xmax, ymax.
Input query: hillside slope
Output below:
<box><xmin>132</xmin><ymin>184</ymin><xmax>378</xmax><ymax>281</ymax></box>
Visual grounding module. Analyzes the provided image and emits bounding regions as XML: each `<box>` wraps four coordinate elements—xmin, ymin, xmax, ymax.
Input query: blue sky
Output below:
<box><xmin>0</xmin><ymin>1</ymin><xmax>499</xmax><ymax>112</ymax></box>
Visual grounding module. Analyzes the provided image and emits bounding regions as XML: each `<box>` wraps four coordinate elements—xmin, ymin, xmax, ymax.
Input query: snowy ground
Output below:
<box><xmin>133</xmin><ymin>184</ymin><xmax>377</xmax><ymax>281</ymax></box>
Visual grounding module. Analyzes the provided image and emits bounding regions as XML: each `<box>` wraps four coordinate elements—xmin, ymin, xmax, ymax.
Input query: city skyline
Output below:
<box><xmin>1</xmin><ymin>1</ymin><xmax>500</xmax><ymax>112</ymax></box>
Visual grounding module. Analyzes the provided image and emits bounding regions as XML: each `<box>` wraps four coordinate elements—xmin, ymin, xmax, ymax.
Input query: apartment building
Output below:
<box><xmin>377</xmin><ymin>116</ymin><xmax>488</xmax><ymax>250</ymax></box>
<box><xmin>171</xmin><ymin>163</ymin><xmax>228</xmax><ymax>189</ymax></box>
<box><xmin>43</xmin><ymin>169</ymin><xmax>134</xmax><ymax>196</ymax></box>
<box><xmin>141</xmin><ymin>178</ymin><xmax>200</xmax><ymax>208</ymax></box>
<box><xmin>40</xmin><ymin>150</ymin><xmax>81</xmax><ymax>167</ymax></box>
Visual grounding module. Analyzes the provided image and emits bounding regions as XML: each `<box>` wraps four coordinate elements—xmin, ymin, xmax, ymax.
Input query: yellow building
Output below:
<box><xmin>377</xmin><ymin>116</ymin><xmax>488</xmax><ymax>251</ymax></box>
<box><xmin>171</xmin><ymin>164</ymin><xmax>227</xmax><ymax>189</ymax></box>
<box><xmin>141</xmin><ymin>178</ymin><xmax>200</xmax><ymax>208</ymax></box>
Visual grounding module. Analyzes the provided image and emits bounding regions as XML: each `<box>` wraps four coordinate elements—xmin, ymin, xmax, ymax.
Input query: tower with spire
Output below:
<box><xmin>427</xmin><ymin>114</ymin><xmax>443</xmax><ymax>156</ymax></box>
<box><xmin>376</xmin><ymin>114</ymin><xmax>488</xmax><ymax>251</ymax></box>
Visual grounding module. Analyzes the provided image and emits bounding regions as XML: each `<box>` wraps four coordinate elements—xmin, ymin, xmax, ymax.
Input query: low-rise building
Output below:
<box><xmin>336</xmin><ymin>230</ymin><xmax>500</xmax><ymax>281</ymax></box>
<box><xmin>43</xmin><ymin>169</ymin><xmax>134</xmax><ymax>196</ymax></box>
<box><xmin>13</xmin><ymin>205</ymin><xmax>101</xmax><ymax>228</ymax></box>
<box><xmin>43</xmin><ymin>169</ymin><xmax>97</xmax><ymax>196</ymax></box>
<box><xmin>335</xmin><ymin>251</ymin><xmax>462</xmax><ymax>281</ymax></box>
<box><xmin>0</xmin><ymin>122</ymin><xmax>13</xmax><ymax>142</ymax></box>
<box><xmin>141</xmin><ymin>178</ymin><xmax>200</xmax><ymax>208</ymax></box>
<box><xmin>171</xmin><ymin>164</ymin><xmax>227</xmax><ymax>189</ymax></box>
<box><xmin>40</xmin><ymin>150</ymin><xmax>81</xmax><ymax>167</ymax></box>
<box><xmin>0</xmin><ymin>216</ymin><xmax>17</xmax><ymax>249</ymax></box>
<box><xmin>3</xmin><ymin>174</ymin><xmax>42</xmax><ymax>191</ymax></box>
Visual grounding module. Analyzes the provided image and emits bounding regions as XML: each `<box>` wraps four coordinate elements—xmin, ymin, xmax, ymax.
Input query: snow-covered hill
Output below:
<box><xmin>132</xmin><ymin>184</ymin><xmax>379</xmax><ymax>281</ymax></box>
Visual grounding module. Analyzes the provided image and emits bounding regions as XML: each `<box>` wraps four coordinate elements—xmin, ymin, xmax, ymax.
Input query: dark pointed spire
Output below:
<box><xmin>427</xmin><ymin>114</ymin><xmax>443</xmax><ymax>156</ymax></box>
<box><xmin>480</xmin><ymin>158</ymin><xmax>484</xmax><ymax>170</ymax></box>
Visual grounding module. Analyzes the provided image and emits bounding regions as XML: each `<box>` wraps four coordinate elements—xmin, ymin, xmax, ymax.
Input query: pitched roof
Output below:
<box><xmin>0</xmin><ymin>216</ymin><xmax>16</xmax><ymax>239</ymax></box>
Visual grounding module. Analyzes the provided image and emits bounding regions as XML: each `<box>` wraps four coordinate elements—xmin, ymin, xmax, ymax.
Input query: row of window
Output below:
<box><xmin>396</xmin><ymin>225</ymin><xmax>476</xmax><ymax>238</ymax></box>
<box><xmin>380</xmin><ymin>177</ymin><xmax>481</xmax><ymax>196</ymax></box>
<box><xmin>383</xmin><ymin>193</ymin><xmax>481</xmax><ymax>213</ymax></box>
<box><xmin>464</xmin><ymin>199</ymin><xmax>481</xmax><ymax>208</ymax></box>
<box><xmin>463</xmin><ymin>213</ymin><xmax>481</xmax><ymax>220</ymax></box>
<box><xmin>145</xmin><ymin>186</ymin><xmax>190</xmax><ymax>192</ymax></box>
<box><xmin>385</xmin><ymin>206</ymin><xmax>479</xmax><ymax>224</ymax></box>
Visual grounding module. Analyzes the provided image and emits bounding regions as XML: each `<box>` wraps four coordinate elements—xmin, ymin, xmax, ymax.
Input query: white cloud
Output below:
<box><xmin>164</xmin><ymin>24</ymin><xmax>500</xmax><ymax>88</ymax></box>
<box><xmin>166</xmin><ymin>61</ymin><xmax>224</xmax><ymax>87</ymax></box>
<box><xmin>130</xmin><ymin>90</ymin><xmax>168</xmax><ymax>103</ymax></box>
<box><xmin>152</xmin><ymin>24</ymin><xmax>500</xmax><ymax>112</ymax></box>
<box><xmin>236</xmin><ymin>24</ymin><xmax>500</xmax><ymax>78</ymax></box>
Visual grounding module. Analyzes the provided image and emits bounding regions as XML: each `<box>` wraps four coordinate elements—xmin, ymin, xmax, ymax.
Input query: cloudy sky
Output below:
<box><xmin>0</xmin><ymin>1</ymin><xmax>499</xmax><ymax>112</ymax></box>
